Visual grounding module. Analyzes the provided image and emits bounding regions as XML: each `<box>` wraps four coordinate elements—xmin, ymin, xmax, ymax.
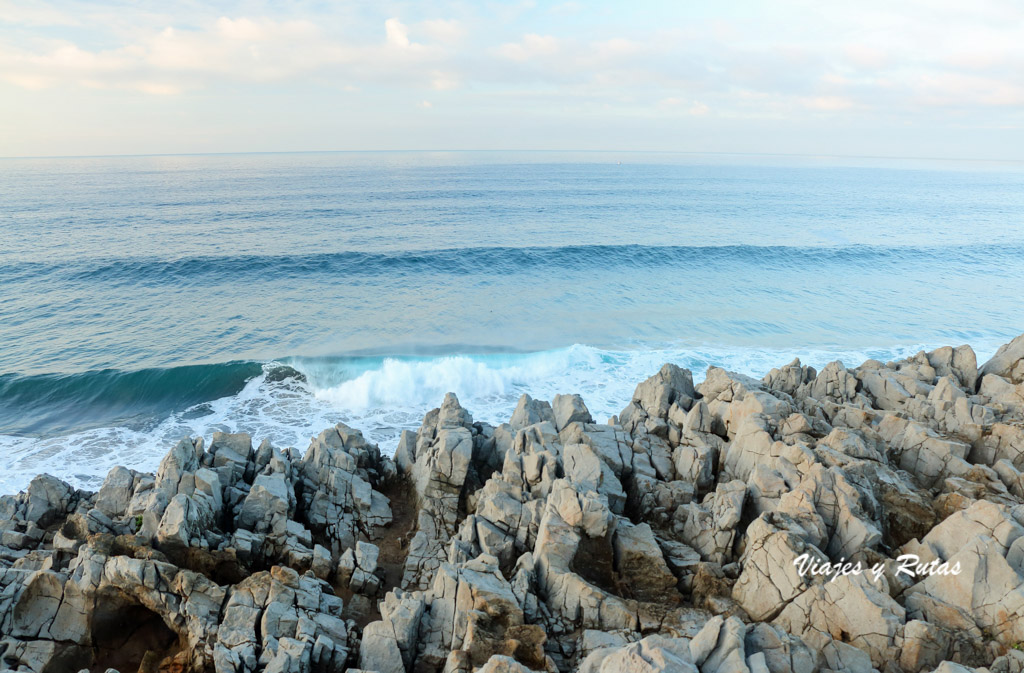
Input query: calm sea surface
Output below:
<box><xmin>2</xmin><ymin>151</ymin><xmax>1022</xmax><ymax>492</ymax></box>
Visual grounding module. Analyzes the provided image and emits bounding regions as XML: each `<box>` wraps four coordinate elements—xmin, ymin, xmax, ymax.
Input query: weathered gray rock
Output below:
<box><xmin>552</xmin><ymin>393</ymin><xmax>594</xmax><ymax>431</ymax></box>
<box><xmin>803</xmin><ymin>360</ymin><xmax>861</xmax><ymax>405</ymax></box>
<box><xmin>620</xmin><ymin>364</ymin><xmax>697</xmax><ymax>435</ymax></box>
<box><xmin>156</xmin><ymin>492</ymin><xmax>216</xmax><ymax>553</ymax></box>
<box><xmin>475</xmin><ymin>655</ymin><xmax>537</xmax><ymax>673</ymax></box>
<box><xmin>23</xmin><ymin>475</ymin><xmax>77</xmax><ymax>530</ymax></box>
<box><xmin>733</xmin><ymin>513</ymin><xmax>823</xmax><ymax>621</ymax></box>
<box><xmin>975</xmin><ymin>422</ymin><xmax>1024</xmax><ymax>471</ymax></box>
<box><xmin>563</xmin><ymin>442</ymin><xmax>626</xmax><ymax>514</ymax></box>
<box><xmin>927</xmin><ymin>345</ymin><xmax>979</xmax><ymax>390</ymax></box>
<box><xmin>680</xmin><ymin>480</ymin><xmax>746</xmax><ymax>564</ymax></box>
<box><xmin>877</xmin><ymin>413</ymin><xmax>972</xmax><ymax>487</ymax></box>
<box><xmin>358</xmin><ymin>620</ymin><xmax>406</xmax><ymax>673</ymax></box>
<box><xmin>900</xmin><ymin>619</ymin><xmax>947</xmax><ymax>673</ymax></box>
<box><xmin>579</xmin><ymin>634</ymin><xmax>696</xmax><ymax>673</ymax></box>
<box><xmin>403</xmin><ymin>419</ymin><xmax>474</xmax><ymax>590</ymax></box>
<box><xmin>509</xmin><ymin>394</ymin><xmax>555</xmax><ymax>430</ymax></box>
<box><xmin>671</xmin><ymin>405</ymin><xmax>722</xmax><ymax>495</ymax></box>
<box><xmin>699</xmin><ymin>615</ymin><xmax>750</xmax><ymax>673</ymax></box>
<box><xmin>206</xmin><ymin>431</ymin><xmax>253</xmax><ymax>487</ymax></box>
<box><xmin>612</xmin><ymin>520</ymin><xmax>678</xmax><ymax>602</ymax></box>
<box><xmin>215</xmin><ymin>565</ymin><xmax>348</xmax><ymax>673</ymax></box>
<box><xmin>774</xmin><ymin>571</ymin><xmax>906</xmax><ymax>668</ymax></box>
<box><xmin>237</xmin><ymin>471</ymin><xmax>292</xmax><ymax>536</ymax></box>
<box><xmin>300</xmin><ymin>423</ymin><xmax>392</xmax><ymax>556</ymax></box>
<box><xmin>347</xmin><ymin>541</ymin><xmax>380</xmax><ymax>595</ymax></box>
<box><xmin>905</xmin><ymin>531</ymin><xmax>1024</xmax><ymax>648</ymax></box>
<box><xmin>6</xmin><ymin>336</ymin><xmax>1024</xmax><ymax>673</ymax></box>
<box><xmin>93</xmin><ymin>466</ymin><xmax>137</xmax><ymax>519</ymax></box>
<box><xmin>532</xmin><ymin>486</ymin><xmax>638</xmax><ymax>632</ymax></box>
<box><xmin>764</xmin><ymin>358</ymin><xmax>817</xmax><ymax>397</ymax></box>
<box><xmin>722</xmin><ymin>414</ymin><xmax>789</xmax><ymax>483</ymax></box>
<box><xmin>981</xmin><ymin>334</ymin><xmax>1024</xmax><ymax>384</ymax></box>
<box><xmin>777</xmin><ymin>463</ymin><xmax>882</xmax><ymax>560</ymax></box>
<box><xmin>743</xmin><ymin>622</ymin><xmax>819</xmax><ymax>673</ymax></box>
<box><xmin>980</xmin><ymin>373</ymin><xmax>1024</xmax><ymax>420</ymax></box>
<box><xmin>415</xmin><ymin>554</ymin><xmax>546</xmax><ymax>672</ymax></box>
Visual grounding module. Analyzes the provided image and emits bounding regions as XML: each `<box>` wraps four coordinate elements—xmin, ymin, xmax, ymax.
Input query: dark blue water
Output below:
<box><xmin>2</xmin><ymin>151</ymin><xmax>1023</xmax><ymax>492</ymax></box>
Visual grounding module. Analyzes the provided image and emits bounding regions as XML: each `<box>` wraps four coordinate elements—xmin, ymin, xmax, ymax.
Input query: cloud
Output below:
<box><xmin>689</xmin><ymin>101</ymin><xmax>710</xmax><ymax>116</ymax></box>
<box><xmin>496</xmin><ymin>34</ymin><xmax>560</xmax><ymax>63</ymax></box>
<box><xmin>548</xmin><ymin>2</ymin><xmax>583</xmax><ymax>15</ymax></box>
<box><xmin>803</xmin><ymin>96</ymin><xmax>855</xmax><ymax>112</ymax></box>
<box><xmin>0</xmin><ymin>15</ymin><xmax>457</xmax><ymax>93</ymax></box>
<box><xmin>419</xmin><ymin>19</ymin><xmax>465</xmax><ymax>45</ymax></box>
<box><xmin>0</xmin><ymin>0</ymin><xmax>1021</xmax><ymax>138</ymax></box>
<box><xmin>844</xmin><ymin>45</ymin><xmax>890</xmax><ymax>70</ymax></box>
<box><xmin>0</xmin><ymin>0</ymin><xmax>79</xmax><ymax>26</ymax></box>
<box><xmin>659</xmin><ymin>97</ymin><xmax>710</xmax><ymax>116</ymax></box>
<box><xmin>912</xmin><ymin>72</ymin><xmax>1024</xmax><ymax>108</ymax></box>
<box><xmin>429</xmin><ymin>70</ymin><xmax>459</xmax><ymax>90</ymax></box>
<box><xmin>384</xmin><ymin>18</ymin><xmax>411</xmax><ymax>49</ymax></box>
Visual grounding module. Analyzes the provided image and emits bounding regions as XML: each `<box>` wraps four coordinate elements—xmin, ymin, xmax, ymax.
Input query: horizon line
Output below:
<box><xmin>3</xmin><ymin>148</ymin><xmax>1024</xmax><ymax>164</ymax></box>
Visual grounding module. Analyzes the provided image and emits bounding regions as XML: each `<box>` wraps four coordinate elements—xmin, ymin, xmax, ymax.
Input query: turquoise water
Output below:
<box><xmin>2</xmin><ymin>151</ymin><xmax>1022</xmax><ymax>492</ymax></box>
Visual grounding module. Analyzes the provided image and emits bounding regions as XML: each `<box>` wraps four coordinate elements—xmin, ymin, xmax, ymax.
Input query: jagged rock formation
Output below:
<box><xmin>4</xmin><ymin>334</ymin><xmax>1024</xmax><ymax>673</ymax></box>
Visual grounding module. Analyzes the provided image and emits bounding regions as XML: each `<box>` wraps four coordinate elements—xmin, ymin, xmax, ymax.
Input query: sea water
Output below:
<box><xmin>1</xmin><ymin>151</ymin><xmax>1022</xmax><ymax>493</ymax></box>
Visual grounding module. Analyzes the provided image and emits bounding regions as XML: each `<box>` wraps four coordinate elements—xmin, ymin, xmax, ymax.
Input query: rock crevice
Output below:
<box><xmin>4</xmin><ymin>334</ymin><xmax>1024</xmax><ymax>673</ymax></box>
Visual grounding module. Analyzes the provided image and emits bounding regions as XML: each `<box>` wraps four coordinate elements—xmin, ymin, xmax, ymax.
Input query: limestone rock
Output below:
<box><xmin>803</xmin><ymin>361</ymin><xmax>861</xmax><ymax>405</ymax></box>
<box><xmin>93</xmin><ymin>466</ymin><xmax>138</xmax><ymax>520</ymax></box>
<box><xmin>980</xmin><ymin>333</ymin><xmax>1024</xmax><ymax>384</ymax></box>
<box><xmin>620</xmin><ymin>364</ymin><xmax>697</xmax><ymax>435</ymax></box>
<box><xmin>6</xmin><ymin>340</ymin><xmax>1024</xmax><ymax>673</ymax></box>
<box><xmin>773</xmin><ymin>571</ymin><xmax>905</xmax><ymax>668</ymax></box>
<box><xmin>476</xmin><ymin>655</ymin><xmax>537</xmax><ymax>673</ymax></box>
<box><xmin>552</xmin><ymin>394</ymin><xmax>594</xmax><ymax>431</ymax></box>
<box><xmin>300</xmin><ymin>423</ymin><xmax>392</xmax><ymax>556</ymax></box>
<box><xmin>905</xmin><ymin>533</ymin><xmax>1024</xmax><ymax>647</ymax></box>
<box><xmin>612</xmin><ymin>520</ymin><xmax>678</xmax><ymax>602</ymax></box>
<box><xmin>509</xmin><ymin>394</ymin><xmax>555</xmax><ymax>430</ymax></box>
<box><xmin>764</xmin><ymin>358</ymin><xmax>817</xmax><ymax>397</ymax></box>
<box><xmin>404</xmin><ymin>420</ymin><xmax>474</xmax><ymax>590</ymax></box>
<box><xmin>733</xmin><ymin>513</ymin><xmax>823</xmax><ymax>621</ymax></box>
<box><xmin>579</xmin><ymin>634</ymin><xmax>697</xmax><ymax>673</ymax></box>
<box><xmin>681</xmin><ymin>480</ymin><xmax>746</xmax><ymax>564</ymax></box>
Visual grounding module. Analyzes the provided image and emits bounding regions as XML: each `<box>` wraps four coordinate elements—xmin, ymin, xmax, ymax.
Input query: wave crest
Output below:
<box><xmin>0</xmin><ymin>340</ymin><xmax>1007</xmax><ymax>495</ymax></box>
<box><xmin>4</xmin><ymin>243</ymin><xmax>1018</xmax><ymax>287</ymax></box>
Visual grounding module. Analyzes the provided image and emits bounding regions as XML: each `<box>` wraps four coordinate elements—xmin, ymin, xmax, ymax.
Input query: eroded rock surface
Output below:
<box><xmin>4</xmin><ymin>334</ymin><xmax>1024</xmax><ymax>673</ymax></box>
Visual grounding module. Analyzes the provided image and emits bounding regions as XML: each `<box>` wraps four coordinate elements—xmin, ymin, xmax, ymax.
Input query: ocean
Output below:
<box><xmin>2</xmin><ymin>151</ymin><xmax>1022</xmax><ymax>494</ymax></box>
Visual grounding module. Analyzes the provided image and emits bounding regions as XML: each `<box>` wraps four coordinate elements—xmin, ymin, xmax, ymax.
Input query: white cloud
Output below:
<box><xmin>659</xmin><ymin>98</ymin><xmax>711</xmax><ymax>116</ymax></box>
<box><xmin>0</xmin><ymin>15</ymin><xmax>456</xmax><ymax>93</ymax></box>
<box><xmin>3</xmin><ymin>1</ymin><xmax>1022</xmax><ymax>120</ymax></box>
<box><xmin>802</xmin><ymin>96</ymin><xmax>855</xmax><ymax>112</ymax></box>
<box><xmin>419</xmin><ymin>19</ymin><xmax>465</xmax><ymax>45</ymax></box>
<box><xmin>496</xmin><ymin>34</ymin><xmax>560</xmax><ymax>63</ymax></box>
<box><xmin>912</xmin><ymin>72</ymin><xmax>1024</xmax><ymax>108</ymax></box>
<box><xmin>689</xmin><ymin>101</ymin><xmax>710</xmax><ymax>116</ymax></box>
<box><xmin>0</xmin><ymin>0</ymin><xmax>78</xmax><ymax>26</ymax></box>
<box><xmin>429</xmin><ymin>70</ymin><xmax>459</xmax><ymax>90</ymax></box>
<box><xmin>384</xmin><ymin>18</ymin><xmax>411</xmax><ymax>49</ymax></box>
<box><xmin>0</xmin><ymin>0</ymin><xmax>1022</xmax><ymax>156</ymax></box>
<box><xmin>548</xmin><ymin>2</ymin><xmax>583</xmax><ymax>15</ymax></box>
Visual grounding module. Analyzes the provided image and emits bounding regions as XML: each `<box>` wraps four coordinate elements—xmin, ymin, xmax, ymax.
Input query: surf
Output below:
<box><xmin>4</xmin><ymin>339</ymin><xmax>1002</xmax><ymax>495</ymax></box>
<box><xmin>4</xmin><ymin>242</ymin><xmax>1020</xmax><ymax>288</ymax></box>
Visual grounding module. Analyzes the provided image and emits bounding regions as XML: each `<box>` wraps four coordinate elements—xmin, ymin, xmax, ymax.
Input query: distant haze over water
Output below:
<box><xmin>1</xmin><ymin>151</ymin><xmax>1022</xmax><ymax>492</ymax></box>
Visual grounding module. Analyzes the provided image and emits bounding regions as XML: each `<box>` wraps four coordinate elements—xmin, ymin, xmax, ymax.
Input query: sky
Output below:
<box><xmin>1</xmin><ymin>0</ymin><xmax>1023</xmax><ymax>159</ymax></box>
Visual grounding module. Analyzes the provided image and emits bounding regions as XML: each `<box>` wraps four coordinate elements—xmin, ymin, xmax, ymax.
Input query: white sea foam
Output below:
<box><xmin>302</xmin><ymin>342</ymin><xmax>962</xmax><ymax>431</ymax></box>
<box><xmin>0</xmin><ymin>340</ymin><xmax>1004</xmax><ymax>495</ymax></box>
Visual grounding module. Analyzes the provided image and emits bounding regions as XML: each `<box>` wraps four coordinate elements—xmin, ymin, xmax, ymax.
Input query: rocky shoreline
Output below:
<box><xmin>3</xmin><ymin>334</ymin><xmax>1024</xmax><ymax>673</ymax></box>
